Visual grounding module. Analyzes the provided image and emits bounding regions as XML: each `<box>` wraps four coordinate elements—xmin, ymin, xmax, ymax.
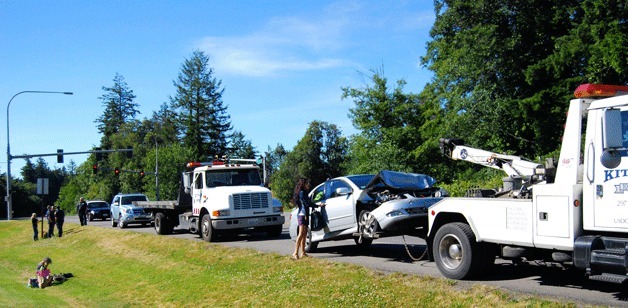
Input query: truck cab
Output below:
<box><xmin>185</xmin><ymin>160</ymin><xmax>284</xmax><ymax>242</ymax></box>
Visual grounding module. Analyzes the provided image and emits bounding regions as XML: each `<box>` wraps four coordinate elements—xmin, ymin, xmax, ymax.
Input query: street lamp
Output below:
<box><xmin>6</xmin><ymin>90</ymin><xmax>73</xmax><ymax>220</ymax></box>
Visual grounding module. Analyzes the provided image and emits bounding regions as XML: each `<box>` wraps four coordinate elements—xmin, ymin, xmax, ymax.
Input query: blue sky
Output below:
<box><xmin>0</xmin><ymin>1</ymin><xmax>435</xmax><ymax>176</ymax></box>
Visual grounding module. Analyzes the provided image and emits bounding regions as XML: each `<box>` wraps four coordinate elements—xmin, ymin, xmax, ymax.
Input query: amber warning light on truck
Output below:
<box><xmin>574</xmin><ymin>84</ymin><xmax>628</xmax><ymax>98</ymax></box>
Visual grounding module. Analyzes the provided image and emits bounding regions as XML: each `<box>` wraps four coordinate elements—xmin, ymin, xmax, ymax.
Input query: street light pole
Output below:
<box><xmin>6</xmin><ymin>90</ymin><xmax>73</xmax><ymax>220</ymax></box>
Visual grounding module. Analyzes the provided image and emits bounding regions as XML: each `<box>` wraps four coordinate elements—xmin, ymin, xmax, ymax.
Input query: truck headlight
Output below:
<box><xmin>273</xmin><ymin>206</ymin><xmax>283</xmax><ymax>213</ymax></box>
<box><xmin>212</xmin><ymin>210</ymin><xmax>230</xmax><ymax>217</ymax></box>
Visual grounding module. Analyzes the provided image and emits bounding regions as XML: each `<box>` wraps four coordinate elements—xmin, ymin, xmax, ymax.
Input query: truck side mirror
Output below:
<box><xmin>601</xmin><ymin>108</ymin><xmax>623</xmax><ymax>169</ymax></box>
<box><xmin>182</xmin><ymin>172</ymin><xmax>191</xmax><ymax>194</ymax></box>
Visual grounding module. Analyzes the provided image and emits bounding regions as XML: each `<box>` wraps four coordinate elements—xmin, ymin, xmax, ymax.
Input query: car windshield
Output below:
<box><xmin>88</xmin><ymin>202</ymin><xmax>108</xmax><ymax>208</ymax></box>
<box><xmin>346</xmin><ymin>175</ymin><xmax>375</xmax><ymax>189</ymax></box>
<box><xmin>205</xmin><ymin>169</ymin><xmax>262</xmax><ymax>187</ymax></box>
<box><xmin>120</xmin><ymin>195</ymin><xmax>148</xmax><ymax>204</ymax></box>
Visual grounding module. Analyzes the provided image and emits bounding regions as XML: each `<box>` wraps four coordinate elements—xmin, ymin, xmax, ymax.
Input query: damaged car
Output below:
<box><xmin>289</xmin><ymin>170</ymin><xmax>448</xmax><ymax>252</ymax></box>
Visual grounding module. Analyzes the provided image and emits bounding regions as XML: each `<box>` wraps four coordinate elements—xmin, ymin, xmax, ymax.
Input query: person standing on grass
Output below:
<box><xmin>54</xmin><ymin>206</ymin><xmax>65</xmax><ymax>238</ymax></box>
<box><xmin>291</xmin><ymin>177</ymin><xmax>325</xmax><ymax>260</ymax></box>
<box><xmin>77</xmin><ymin>197</ymin><xmax>88</xmax><ymax>226</ymax></box>
<box><xmin>46</xmin><ymin>205</ymin><xmax>55</xmax><ymax>238</ymax></box>
<box><xmin>31</xmin><ymin>213</ymin><xmax>38</xmax><ymax>241</ymax></box>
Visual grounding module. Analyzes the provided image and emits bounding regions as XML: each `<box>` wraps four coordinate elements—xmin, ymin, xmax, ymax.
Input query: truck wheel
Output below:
<box><xmin>118</xmin><ymin>214</ymin><xmax>126</xmax><ymax>229</ymax></box>
<box><xmin>304</xmin><ymin>228</ymin><xmax>318</xmax><ymax>253</ymax></box>
<box><xmin>433</xmin><ymin>222</ymin><xmax>482</xmax><ymax>280</ymax></box>
<box><xmin>111</xmin><ymin>213</ymin><xmax>117</xmax><ymax>227</ymax></box>
<box><xmin>154</xmin><ymin>213</ymin><xmax>171</xmax><ymax>235</ymax></box>
<box><xmin>201</xmin><ymin>214</ymin><xmax>217</xmax><ymax>242</ymax></box>
<box><xmin>267</xmin><ymin>224</ymin><xmax>282</xmax><ymax>237</ymax></box>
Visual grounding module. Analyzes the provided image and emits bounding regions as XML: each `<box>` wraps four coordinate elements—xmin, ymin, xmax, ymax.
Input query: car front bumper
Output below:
<box><xmin>374</xmin><ymin>197</ymin><xmax>442</xmax><ymax>231</ymax></box>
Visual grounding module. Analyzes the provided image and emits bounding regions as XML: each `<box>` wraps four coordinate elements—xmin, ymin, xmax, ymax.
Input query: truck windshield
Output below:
<box><xmin>205</xmin><ymin>169</ymin><xmax>262</xmax><ymax>187</ymax></box>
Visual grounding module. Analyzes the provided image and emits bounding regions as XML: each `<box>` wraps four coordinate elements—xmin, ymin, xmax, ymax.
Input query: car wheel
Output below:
<box><xmin>433</xmin><ymin>222</ymin><xmax>482</xmax><ymax>280</ymax></box>
<box><xmin>357</xmin><ymin>210</ymin><xmax>378</xmax><ymax>240</ymax></box>
<box><xmin>201</xmin><ymin>214</ymin><xmax>217</xmax><ymax>242</ymax></box>
<box><xmin>88</xmin><ymin>214</ymin><xmax>94</xmax><ymax>222</ymax></box>
<box><xmin>118</xmin><ymin>214</ymin><xmax>126</xmax><ymax>229</ymax></box>
<box><xmin>304</xmin><ymin>228</ymin><xmax>318</xmax><ymax>253</ymax></box>
<box><xmin>111</xmin><ymin>213</ymin><xmax>117</xmax><ymax>227</ymax></box>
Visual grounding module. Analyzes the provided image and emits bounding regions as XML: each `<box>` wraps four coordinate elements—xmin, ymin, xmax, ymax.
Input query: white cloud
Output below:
<box><xmin>195</xmin><ymin>2</ymin><xmax>362</xmax><ymax>77</ymax></box>
<box><xmin>197</xmin><ymin>34</ymin><xmax>355</xmax><ymax>77</ymax></box>
<box><xmin>194</xmin><ymin>1</ymin><xmax>433</xmax><ymax>77</ymax></box>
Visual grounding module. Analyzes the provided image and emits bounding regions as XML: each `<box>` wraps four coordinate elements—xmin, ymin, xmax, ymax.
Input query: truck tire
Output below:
<box><xmin>111</xmin><ymin>213</ymin><xmax>117</xmax><ymax>227</ymax></box>
<box><xmin>304</xmin><ymin>228</ymin><xmax>318</xmax><ymax>253</ymax></box>
<box><xmin>433</xmin><ymin>222</ymin><xmax>482</xmax><ymax>280</ymax></box>
<box><xmin>267</xmin><ymin>224</ymin><xmax>282</xmax><ymax>237</ymax></box>
<box><xmin>201</xmin><ymin>214</ymin><xmax>217</xmax><ymax>242</ymax></box>
<box><xmin>154</xmin><ymin>213</ymin><xmax>172</xmax><ymax>235</ymax></box>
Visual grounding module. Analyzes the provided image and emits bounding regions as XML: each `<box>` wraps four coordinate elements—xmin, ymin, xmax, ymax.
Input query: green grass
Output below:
<box><xmin>0</xmin><ymin>220</ymin><xmax>577</xmax><ymax>307</ymax></box>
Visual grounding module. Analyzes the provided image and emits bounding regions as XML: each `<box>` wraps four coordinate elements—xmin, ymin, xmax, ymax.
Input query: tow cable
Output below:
<box><xmin>401</xmin><ymin>235</ymin><xmax>428</xmax><ymax>261</ymax></box>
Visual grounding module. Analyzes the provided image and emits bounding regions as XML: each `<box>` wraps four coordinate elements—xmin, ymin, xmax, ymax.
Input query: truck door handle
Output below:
<box><xmin>586</xmin><ymin>142</ymin><xmax>594</xmax><ymax>183</ymax></box>
<box><xmin>539</xmin><ymin>212</ymin><xmax>548</xmax><ymax>221</ymax></box>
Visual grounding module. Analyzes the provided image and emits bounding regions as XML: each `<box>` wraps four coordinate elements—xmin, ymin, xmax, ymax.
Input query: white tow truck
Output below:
<box><xmin>135</xmin><ymin>158</ymin><xmax>284</xmax><ymax>242</ymax></box>
<box><xmin>428</xmin><ymin>84</ymin><xmax>628</xmax><ymax>284</ymax></box>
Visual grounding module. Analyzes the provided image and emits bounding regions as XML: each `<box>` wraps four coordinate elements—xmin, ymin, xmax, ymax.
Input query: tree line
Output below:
<box><xmin>2</xmin><ymin>0</ymin><xmax>625</xmax><ymax>217</ymax></box>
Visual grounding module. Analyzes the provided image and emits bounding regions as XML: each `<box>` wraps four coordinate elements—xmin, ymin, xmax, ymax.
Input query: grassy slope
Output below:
<box><xmin>0</xmin><ymin>220</ymin><xmax>575</xmax><ymax>307</ymax></box>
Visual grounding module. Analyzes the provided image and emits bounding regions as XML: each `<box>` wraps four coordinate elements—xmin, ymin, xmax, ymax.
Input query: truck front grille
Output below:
<box><xmin>232</xmin><ymin>192</ymin><xmax>269</xmax><ymax>210</ymax></box>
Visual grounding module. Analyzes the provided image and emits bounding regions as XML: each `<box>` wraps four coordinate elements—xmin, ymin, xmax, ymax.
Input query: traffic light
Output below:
<box><xmin>95</xmin><ymin>147</ymin><xmax>102</xmax><ymax>161</ymax></box>
<box><xmin>114</xmin><ymin>168</ymin><xmax>120</xmax><ymax>176</ymax></box>
<box><xmin>92</xmin><ymin>164</ymin><xmax>98</xmax><ymax>174</ymax></box>
<box><xmin>57</xmin><ymin>149</ymin><xmax>64</xmax><ymax>163</ymax></box>
<box><xmin>139</xmin><ymin>170</ymin><xmax>145</xmax><ymax>178</ymax></box>
<box><xmin>126</xmin><ymin>146</ymin><xmax>133</xmax><ymax>158</ymax></box>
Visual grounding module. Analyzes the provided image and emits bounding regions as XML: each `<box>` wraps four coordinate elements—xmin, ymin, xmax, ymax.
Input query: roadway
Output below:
<box><xmin>66</xmin><ymin>215</ymin><xmax>628</xmax><ymax>306</ymax></box>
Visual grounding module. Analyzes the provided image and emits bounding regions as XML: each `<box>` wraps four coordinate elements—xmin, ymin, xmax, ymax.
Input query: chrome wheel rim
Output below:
<box><xmin>438</xmin><ymin>234</ymin><xmax>463</xmax><ymax>270</ymax></box>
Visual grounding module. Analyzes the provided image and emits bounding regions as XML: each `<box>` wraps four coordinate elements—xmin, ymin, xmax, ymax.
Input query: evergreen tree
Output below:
<box><xmin>171</xmin><ymin>50</ymin><xmax>232</xmax><ymax>160</ymax></box>
<box><xmin>227</xmin><ymin>131</ymin><xmax>256</xmax><ymax>159</ymax></box>
<box><xmin>95</xmin><ymin>73</ymin><xmax>139</xmax><ymax>149</ymax></box>
<box><xmin>146</xmin><ymin>102</ymin><xmax>180</xmax><ymax>146</ymax></box>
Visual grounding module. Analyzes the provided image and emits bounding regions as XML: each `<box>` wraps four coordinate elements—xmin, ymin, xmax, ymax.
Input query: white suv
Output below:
<box><xmin>110</xmin><ymin>193</ymin><xmax>151</xmax><ymax>228</ymax></box>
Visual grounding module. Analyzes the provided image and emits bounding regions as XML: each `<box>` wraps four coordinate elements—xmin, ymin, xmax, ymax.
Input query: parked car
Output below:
<box><xmin>87</xmin><ymin>200</ymin><xmax>110</xmax><ymax>221</ymax></box>
<box><xmin>110</xmin><ymin>193</ymin><xmax>152</xmax><ymax>228</ymax></box>
<box><xmin>289</xmin><ymin>170</ymin><xmax>448</xmax><ymax>252</ymax></box>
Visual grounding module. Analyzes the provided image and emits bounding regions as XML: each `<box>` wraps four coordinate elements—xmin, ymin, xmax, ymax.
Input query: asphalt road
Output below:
<box><xmin>67</xmin><ymin>215</ymin><xmax>628</xmax><ymax>306</ymax></box>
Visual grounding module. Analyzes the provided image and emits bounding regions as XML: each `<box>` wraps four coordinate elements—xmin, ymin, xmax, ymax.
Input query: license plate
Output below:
<box><xmin>248</xmin><ymin>218</ymin><xmax>258</xmax><ymax>224</ymax></box>
<box><xmin>103</xmin><ymin>214</ymin><xmax>109</xmax><ymax>217</ymax></box>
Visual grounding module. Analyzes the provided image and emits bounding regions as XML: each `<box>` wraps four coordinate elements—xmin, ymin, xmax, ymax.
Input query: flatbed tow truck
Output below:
<box><xmin>135</xmin><ymin>158</ymin><xmax>284</xmax><ymax>242</ymax></box>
